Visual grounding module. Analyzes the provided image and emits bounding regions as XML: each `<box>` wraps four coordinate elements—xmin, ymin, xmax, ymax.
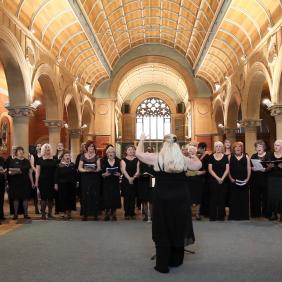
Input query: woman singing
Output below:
<box><xmin>136</xmin><ymin>133</ymin><xmax>201</xmax><ymax>273</ymax></box>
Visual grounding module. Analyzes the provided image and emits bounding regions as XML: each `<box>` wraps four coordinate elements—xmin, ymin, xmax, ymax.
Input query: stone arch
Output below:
<box><xmin>0</xmin><ymin>26</ymin><xmax>30</xmax><ymax>106</ymax></box>
<box><xmin>225</xmin><ymin>87</ymin><xmax>241</xmax><ymax>128</ymax></box>
<box><xmin>31</xmin><ymin>64</ymin><xmax>61</xmax><ymax>120</ymax></box>
<box><xmin>130</xmin><ymin>92</ymin><xmax>177</xmax><ymax>114</ymax></box>
<box><xmin>273</xmin><ymin>45</ymin><xmax>282</xmax><ymax>104</ymax></box>
<box><xmin>244</xmin><ymin>62</ymin><xmax>272</xmax><ymax>119</ymax></box>
<box><xmin>110</xmin><ymin>56</ymin><xmax>197</xmax><ymax>100</ymax></box>
<box><xmin>213</xmin><ymin>98</ymin><xmax>224</xmax><ymax>133</ymax></box>
<box><xmin>81</xmin><ymin>98</ymin><xmax>94</xmax><ymax>136</ymax></box>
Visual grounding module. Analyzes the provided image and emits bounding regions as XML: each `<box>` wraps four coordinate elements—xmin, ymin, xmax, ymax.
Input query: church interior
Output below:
<box><xmin>0</xmin><ymin>1</ymin><xmax>282</xmax><ymax>281</ymax></box>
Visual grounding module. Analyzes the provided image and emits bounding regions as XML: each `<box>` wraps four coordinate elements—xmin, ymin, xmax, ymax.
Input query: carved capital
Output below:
<box><xmin>224</xmin><ymin>127</ymin><xmax>238</xmax><ymax>135</ymax></box>
<box><xmin>69</xmin><ymin>128</ymin><xmax>81</xmax><ymax>138</ymax></box>
<box><xmin>7</xmin><ymin>106</ymin><xmax>35</xmax><ymax>118</ymax></box>
<box><xmin>239</xmin><ymin>119</ymin><xmax>262</xmax><ymax>128</ymax></box>
<box><xmin>269</xmin><ymin>104</ymin><xmax>282</xmax><ymax>116</ymax></box>
<box><xmin>44</xmin><ymin>120</ymin><xmax>65</xmax><ymax>128</ymax></box>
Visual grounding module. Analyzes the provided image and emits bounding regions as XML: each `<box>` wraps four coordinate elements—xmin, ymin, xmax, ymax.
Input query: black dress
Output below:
<box><xmin>229</xmin><ymin>154</ymin><xmax>249</xmax><ymax>220</ymax></box>
<box><xmin>80</xmin><ymin>155</ymin><xmax>101</xmax><ymax>217</ymax></box>
<box><xmin>8</xmin><ymin>158</ymin><xmax>31</xmax><ymax>201</ymax></box>
<box><xmin>200</xmin><ymin>154</ymin><xmax>210</xmax><ymax>216</ymax></box>
<box><xmin>138</xmin><ymin>162</ymin><xmax>154</xmax><ymax>202</ymax></box>
<box><xmin>250</xmin><ymin>152</ymin><xmax>271</xmax><ymax>217</ymax></box>
<box><xmin>0</xmin><ymin>157</ymin><xmax>6</xmax><ymax>219</ymax></box>
<box><xmin>121</xmin><ymin>157</ymin><xmax>138</xmax><ymax>217</ymax></box>
<box><xmin>152</xmin><ymin>162</ymin><xmax>194</xmax><ymax>271</ymax></box>
<box><xmin>208</xmin><ymin>154</ymin><xmax>229</xmax><ymax>220</ymax></box>
<box><xmin>101</xmin><ymin>158</ymin><xmax>121</xmax><ymax>210</ymax></box>
<box><xmin>37</xmin><ymin>158</ymin><xmax>57</xmax><ymax>201</ymax></box>
<box><xmin>54</xmin><ymin>162</ymin><xmax>77</xmax><ymax>212</ymax></box>
<box><xmin>267</xmin><ymin>153</ymin><xmax>282</xmax><ymax>214</ymax></box>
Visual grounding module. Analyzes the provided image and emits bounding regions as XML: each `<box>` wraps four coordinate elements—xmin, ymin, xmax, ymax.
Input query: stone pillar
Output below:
<box><xmin>69</xmin><ymin>128</ymin><xmax>81</xmax><ymax>161</ymax></box>
<box><xmin>270</xmin><ymin>104</ymin><xmax>282</xmax><ymax>140</ymax></box>
<box><xmin>224</xmin><ymin>127</ymin><xmax>237</xmax><ymax>142</ymax></box>
<box><xmin>44</xmin><ymin>120</ymin><xmax>65</xmax><ymax>155</ymax></box>
<box><xmin>7</xmin><ymin>106</ymin><xmax>35</xmax><ymax>155</ymax></box>
<box><xmin>240</xmin><ymin>119</ymin><xmax>261</xmax><ymax>155</ymax></box>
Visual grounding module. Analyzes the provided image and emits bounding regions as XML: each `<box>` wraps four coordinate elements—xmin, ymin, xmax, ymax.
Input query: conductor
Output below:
<box><xmin>136</xmin><ymin>133</ymin><xmax>201</xmax><ymax>273</ymax></box>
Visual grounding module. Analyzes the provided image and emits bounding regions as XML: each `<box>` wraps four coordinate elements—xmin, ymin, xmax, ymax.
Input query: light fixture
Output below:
<box><xmin>31</xmin><ymin>29</ymin><xmax>36</xmax><ymax>34</ymax></box>
<box><xmin>262</xmin><ymin>98</ymin><xmax>273</xmax><ymax>108</ymax></box>
<box><xmin>56</xmin><ymin>56</ymin><xmax>63</xmax><ymax>64</ymax></box>
<box><xmin>4</xmin><ymin>101</ymin><xmax>10</xmax><ymax>108</ymax></box>
<box><xmin>215</xmin><ymin>83</ymin><xmax>220</xmax><ymax>92</ymax></box>
<box><xmin>224</xmin><ymin>75</ymin><xmax>229</xmax><ymax>80</ymax></box>
<box><xmin>236</xmin><ymin>122</ymin><xmax>241</xmax><ymax>128</ymax></box>
<box><xmin>64</xmin><ymin>123</ymin><xmax>69</xmax><ymax>129</ymax></box>
<box><xmin>218</xmin><ymin>123</ymin><xmax>224</xmax><ymax>128</ymax></box>
<box><xmin>31</xmin><ymin>100</ymin><xmax>41</xmax><ymax>109</ymax></box>
<box><xmin>84</xmin><ymin>82</ymin><xmax>92</xmax><ymax>93</ymax></box>
<box><xmin>241</xmin><ymin>54</ymin><xmax>247</xmax><ymax>61</ymax></box>
<box><xmin>267</xmin><ymin>25</ymin><xmax>273</xmax><ymax>32</ymax></box>
<box><xmin>81</xmin><ymin>124</ymin><xmax>87</xmax><ymax>129</ymax></box>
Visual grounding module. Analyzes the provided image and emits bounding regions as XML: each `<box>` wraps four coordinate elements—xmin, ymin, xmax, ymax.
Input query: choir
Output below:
<box><xmin>0</xmin><ymin>138</ymin><xmax>282</xmax><ymax>226</ymax></box>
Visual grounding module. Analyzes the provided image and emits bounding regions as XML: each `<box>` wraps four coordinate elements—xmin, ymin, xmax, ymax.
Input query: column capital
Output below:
<box><xmin>7</xmin><ymin>106</ymin><xmax>35</xmax><ymax>118</ymax></box>
<box><xmin>44</xmin><ymin>120</ymin><xmax>65</xmax><ymax>128</ymax></box>
<box><xmin>224</xmin><ymin>127</ymin><xmax>238</xmax><ymax>135</ymax></box>
<box><xmin>239</xmin><ymin>119</ymin><xmax>262</xmax><ymax>128</ymax></box>
<box><xmin>69</xmin><ymin>128</ymin><xmax>81</xmax><ymax>138</ymax></box>
<box><xmin>269</xmin><ymin>104</ymin><xmax>282</xmax><ymax>116</ymax></box>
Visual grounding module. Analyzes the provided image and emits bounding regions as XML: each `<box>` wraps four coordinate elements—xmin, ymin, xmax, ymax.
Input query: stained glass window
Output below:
<box><xmin>136</xmin><ymin>98</ymin><xmax>171</xmax><ymax>139</ymax></box>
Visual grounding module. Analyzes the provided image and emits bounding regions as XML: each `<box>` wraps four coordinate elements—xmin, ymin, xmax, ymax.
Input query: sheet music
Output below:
<box><xmin>251</xmin><ymin>159</ymin><xmax>264</xmax><ymax>172</ymax></box>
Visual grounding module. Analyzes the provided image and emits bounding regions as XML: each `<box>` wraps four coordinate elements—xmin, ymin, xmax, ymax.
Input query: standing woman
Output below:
<box><xmin>0</xmin><ymin>153</ymin><xmax>6</xmax><ymax>222</ymax></box>
<box><xmin>228</xmin><ymin>142</ymin><xmax>251</xmax><ymax>220</ymax></box>
<box><xmin>78</xmin><ymin>141</ymin><xmax>101</xmax><ymax>221</ymax></box>
<box><xmin>267</xmin><ymin>139</ymin><xmax>282</xmax><ymax>222</ymax></box>
<box><xmin>224</xmin><ymin>139</ymin><xmax>232</xmax><ymax>218</ymax></box>
<box><xmin>136</xmin><ymin>133</ymin><xmax>201</xmax><ymax>273</ymax></box>
<box><xmin>54</xmin><ymin>142</ymin><xmax>64</xmax><ymax>214</ymax></box>
<box><xmin>8</xmin><ymin>147</ymin><xmax>33</xmax><ymax>220</ymax></box>
<box><xmin>250</xmin><ymin>140</ymin><xmax>271</xmax><ymax>218</ymax></box>
<box><xmin>208</xmin><ymin>141</ymin><xmax>229</xmax><ymax>221</ymax></box>
<box><xmin>101</xmin><ymin>146</ymin><xmax>121</xmax><ymax>221</ymax></box>
<box><xmin>120</xmin><ymin>145</ymin><xmax>140</xmax><ymax>220</ymax></box>
<box><xmin>224</xmin><ymin>139</ymin><xmax>232</xmax><ymax>156</ymax></box>
<box><xmin>35</xmin><ymin>144</ymin><xmax>57</xmax><ymax>219</ymax></box>
<box><xmin>54</xmin><ymin>151</ymin><xmax>77</xmax><ymax>220</ymax></box>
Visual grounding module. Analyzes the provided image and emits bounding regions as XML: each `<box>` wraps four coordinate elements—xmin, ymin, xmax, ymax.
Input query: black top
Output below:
<box><xmin>101</xmin><ymin>158</ymin><xmax>121</xmax><ymax>174</ymax></box>
<box><xmin>139</xmin><ymin>161</ymin><xmax>154</xmax><ymax>176</ymax></box>
<box><xmin>200</xmin><ymin>153</ymin><xmax>210</xmax><ymax>172</ymax></box>
<box><xmin>80</xmin><ymin>154</ymin><xmax>99</xmax><ymax>173</ymax></box>
<box><xmin>208</xmin><ymin>154</ymin><xmax>229</xmax><ymax>177</ymax></box>
<box><xmin>269</xmin><ymin>153</ymin><xmax>282</xmax><ymax>177</ymax></box>
<box><xmin>122</xmin><ymin>157</ymin><xmax>138</xmax><ymax>177</ymax></box>
<box><xmin>55</xmin><ymin>162</ymin><xmax>77</xmax><ymax>184</ymax></box>
<box><xmin>9</xmin><ymin>158</ymin><xmax>31</xmax><ymax>175</ymax></box>
<box><xmin>37</xmin><ymin>158</ymin><xmax>57</xmax><ymax>181</ymax></box>
<box><xmin>229</xmin><ymin>154</ymin><xmax>248</xmax><ymax>181</ymax></box>
<box><xmin>250</xmin><ymin>152</ymin><xmax>270</xmax><ymax>173</ymax></box>
<box><xmin>0</xmin><ymin>157</ymin><xmax>5</xmax><ymax>183</ymax></box>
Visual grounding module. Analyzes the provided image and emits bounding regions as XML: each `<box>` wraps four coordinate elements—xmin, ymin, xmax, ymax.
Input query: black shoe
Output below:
<box><xmin>47</xmin><ymin>214</ymin><xmax>55</xmax><ymax>220</ymax></box>
<box><xmin>24</xmin><ymin>215</ymin><xmax>31</xmax><ymax>219</ymax></box>
<box><xmin>111</xmin><ymin>216</ymin><xmax>117</xmax><ymax>221</ymax></box>
<box><xmin>12</xmin><ymin>215</ymin><xmax>18</xmax><ymax>220</ymax></box>
<box><xmin>195</xmin><ymin>215</ymin><xmax>202</xmax><ymax>221</ymax></box>
<box><xmin>93</xmin><ymin>216</ymin><xmax>99</xmax><ymax>221</ymax></box>
<box><xmin>82</xmin><ymin>216</ymin><xmax>88</xmax><ymax>221</ymax></box>
<box><xmin>154</xmin><ymin>266</ymin><xmax>169</xmax><ymax>273</ymax></box>
<box><xmin>104</xmin><ymin>215</ymin><xmax>110</xmax><ymax>221</ymax></box>
<box><xmin>35</xmin><ymin>208</ymin><xmax>40</xmax><ymax>215</ymax></box>
<box><xmin>41</xmin><ymin>214</ymin><xmax>47</xmax><ymax>220</ymax></box>
<box><xmin>124</xmin><ymin>216</ymin><xmax>130</xmax><ymax>220</ymax></box>
<box><xmin>143</xmin><ymin>216</ymin><xmax>148</xmax><ymax>221</ymax></box>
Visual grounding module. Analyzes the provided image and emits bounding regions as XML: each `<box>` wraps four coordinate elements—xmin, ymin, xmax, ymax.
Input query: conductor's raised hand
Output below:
<box><xmin>139</xmin><ymin>133</ymin><xmax>146</xmax><ymax>141</ymax></box>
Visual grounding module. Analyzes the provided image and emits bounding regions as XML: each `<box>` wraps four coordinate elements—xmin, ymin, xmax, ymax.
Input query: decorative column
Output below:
<box><xmin>7</xmin><ymin>106</ymin><xmax>35</xmax><ymax>155</ymax></box>
<box><xmin>270</xmin><ymin>104</ymin><xmax>282</xmax><ymax>140</ymax></box>
<box><xmin>240</xmin><ymin>119</ymin><xmax>261</xmax><ymax>155</ymax></box>
<box><xmin>224</xmin><ymin>127</ymin><xmax>237</xmax><ymax>142</ymax></box>
<box><xmin>69</xmin><ymin>128</ymin><xmax>81</xmax><ymax>161</ymax></box>
<box><xmin>44</xmin><ymin>120</ymin><xmax>65</xmax><ymax>155</ymax></box>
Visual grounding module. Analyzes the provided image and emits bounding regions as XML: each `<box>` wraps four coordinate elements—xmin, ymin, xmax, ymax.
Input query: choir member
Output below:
<box><xmin>228</xmin><ymin>142</ymin><xmax>251</xmax><ymax>220</ymax></box>
<box><xmin>120</xmin><ymin>145</ymin><xmax>139</xmax><ymax>220</ymax></box>
<box><xmin>224</xmin><ymin>139</ymin><xmax>232</xmax><ymax>156</ymax></box>
<box><xmin>8</xmin><ymin>147</ymin><xmax>33</xmax><ymax>220</ymax></box>
<box><xmin>267</xmin><ymin>139</ymin><xmax>282</xmax><ymax>222</ymax></box>
<box><xmin>181</xmin><ymin>144</ymin><xmax>189</xmax><ymax>157</ymax></box>
<box><xmin>101</xmin><ymin>146</ymin><xmax>121</xmax><ymax>221</ymax></box>
<box><xmin>54</xmin><ymin>142</ymin><xmax>64</xmax><ymax>162</ymax></box>
<box><xmin>208</xmin><ymin>141</ymin><xmax>229</xmax><ymax>221</ymax></box>
<box><xmin>54</xmin><ymin>151</ymin><xmax>77</xmax><ymax>220</ymax></box>
<box><xmin>250</xmin><ymin>140</ymin><xmax>271</xmax><ymax>218</ymax></box>
<box><xmin>35</xmin><ymin>144</ymin><xmax>57</xmax><ymax>220</ymax></box>
<box><xmin>29</xmin><ymin>149</ymin><xmax>40</xmax><ymax>214</ymax></box>
<box><xmin>75</xmin><ymin>142</ymin><xmax>86</xmax><ymax>201</ymax></box>
<box><xmin>224</xmin><ymin>139</ymin><xmax>232</xmax><ymax>218</ymax></box>
<box><xmin>0</xmin><ymin>153</ymin><xmax>6</xmax><ymax>222</ymax></box>
<box><xmin>186</xmin><ymin>145</ymin><xmax>207</xmax><ymax>220</ymax></box>
<box><xmin>138</xmin><ymin>146</ymin><xmax>154</xmax><ymax>222</ymax></box>
<box><xmin>78</xmin><ymin>141</ymin><xmax>101</xmax><ymax>221</ymax></box>
<box><xmin>136</xmin><ymin>133</ymin><xmax>201</xmax><ymax>273</ymax></box>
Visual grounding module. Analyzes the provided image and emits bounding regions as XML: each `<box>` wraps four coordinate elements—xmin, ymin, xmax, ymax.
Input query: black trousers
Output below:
<box><xmin>250</xmin><ymin>179</ymin><xmax>269</xmax><ymax>217</ymax></box>
<box><xmin>123</xmin><ymin>183</ymin><xmax>136</xmax><ymax>216</ymax></box>
<box><xmin>209</xmin><ymin>180</ymin><xmax>225</xmax><ymax>220</ymax></box>
<box><xmin>155</xmin><ymin>245</ymin><xmax>184</xmax><ymax>272</ymax></box>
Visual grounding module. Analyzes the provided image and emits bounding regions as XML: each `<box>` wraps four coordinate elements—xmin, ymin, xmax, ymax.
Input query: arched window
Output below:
<box><xmin>136</xmin><ymin>98</ymin><xmax>171</xmax><ymax>139</ymax></box>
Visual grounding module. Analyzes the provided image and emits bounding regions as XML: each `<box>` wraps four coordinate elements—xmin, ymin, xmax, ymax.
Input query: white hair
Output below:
<box><xmin>274</xmin><ymin>139</ymin><xmax>282</xmax><ymax>148</ymax></box>
<box><xmin>106</xmin><ymin>146</ymin><xmax>115</xmax><ymax>155</ymax></box>
<box><xmin>214</xmin><ymin>141</ymin><xmax>224</xmax><ymax>151</ymax></box>
<box><xmin>41</xmin><ymin>143</ymin><xmax>52</xmax><ymax>156</ymax></box>
<box><xmin>154</xmin><ymin>134</ymin><xmax>186</xmax><ymax>173</ymax></box>
<box><xmin>187</xmin><ymin>145</ymin><xmax>197</xmax><ymax>153</ymax></box>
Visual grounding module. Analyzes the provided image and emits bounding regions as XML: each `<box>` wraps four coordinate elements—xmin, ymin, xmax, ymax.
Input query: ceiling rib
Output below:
<box><xmin>194</xmin><ymin>0</ymin><xmax>232</xmax><ymax>75</ymax></box>
<box><xmin>67</xmin><ymin>0</ymin><xmax>111</xmax><ymax>76</ymax></box>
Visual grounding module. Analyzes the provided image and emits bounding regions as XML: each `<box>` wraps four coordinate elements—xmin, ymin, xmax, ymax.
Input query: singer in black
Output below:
<box><xmin>228</xmin><ymin>142</ymin><xmax>251</xmax><ymax>220</ymax></box>
<box><xmin>136</xmin><ymin>133</ymin><xmax>201</xmax><ymax>274</ymax></box>
<box><xmin>78</xmin><ymin>141</ymin><xmax>101</xmax><ymax>220</ymax></box>
<box><xmin>101</xmin><ymin>146</ymin><xmax>121</xmax><ymax>221</ymax></box>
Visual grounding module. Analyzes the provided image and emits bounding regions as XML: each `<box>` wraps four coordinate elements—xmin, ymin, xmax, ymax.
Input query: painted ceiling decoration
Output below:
<box><xmin>2</xmin><ymin>0</ymin><xmax>281</xmax><ymax>92</ymax></box>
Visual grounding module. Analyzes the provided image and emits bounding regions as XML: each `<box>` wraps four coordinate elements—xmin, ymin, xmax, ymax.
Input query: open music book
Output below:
<box><xmin>106</xmin><ymin>167</ymin><xmax>119</xmax><ymax>174</ymax></box>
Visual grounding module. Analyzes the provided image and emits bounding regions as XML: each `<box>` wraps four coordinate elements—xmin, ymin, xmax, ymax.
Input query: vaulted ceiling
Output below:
<box><xmin>1</xmin><ymin>0</ymin><xmax>282</xmax><ymax>93</ymax></box>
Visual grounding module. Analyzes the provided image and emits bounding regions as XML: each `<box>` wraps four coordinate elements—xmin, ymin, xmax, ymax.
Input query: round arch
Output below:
<box><xmin>244</xmin><ymin>62</ymin><xmax>272</xmax><ymax>119</ymax></box>
<box><xmin>32</xmin><ymin>64</ymin><xmax>61</xmax><ymax>120</ymax></box>
<box><xmin>81</xmin><ymin>99</ymin><xmax>93</xmax><ymax>134</ymax></box>
<box><xmin>213</xmin><ymin>98</ymin><xmax>224</xmax><ymax>133</ymax></box>
<box><xmin>225</xmin><ymin>87</ymin><xmax>241</xmax><ymax>128</ymax></box>
<box><xmin>110</xmin><ymin>56</ymin><xmax>197</xmax><ymax>100</ymax></box>
<box><xmin>0</xmin><ymin>26</ymin><xmax>30</xmax><ymax>106</ymax></box>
